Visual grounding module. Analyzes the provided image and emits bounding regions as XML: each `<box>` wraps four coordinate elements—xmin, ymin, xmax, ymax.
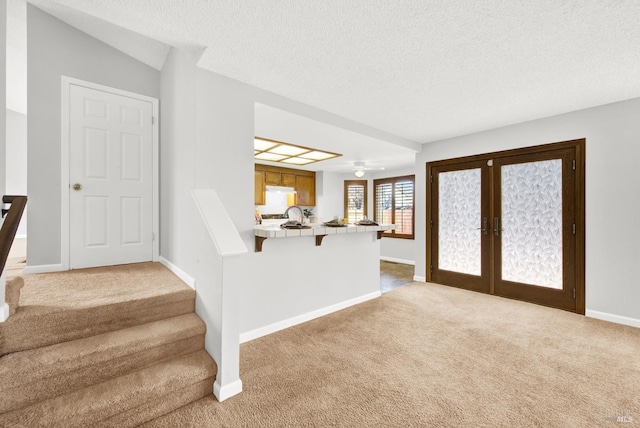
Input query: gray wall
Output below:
<box><xmin>415</xmin><ymin>97</ymin><xmax>640</xmax><ymax>323</ymax></box>
<box><xmin>6</xmin><ymin>109</ymin><xmax>27</xmax><ymax>236</ymax></box>
<box><xmin>1</xmin><ymin>2</ymin><xmax>6</xmax><ymax>196</ymax></box>
<box><xmin>26</xmin><ymin>5</ymin><xmax>161</xmax><ymax>266</ymax></box>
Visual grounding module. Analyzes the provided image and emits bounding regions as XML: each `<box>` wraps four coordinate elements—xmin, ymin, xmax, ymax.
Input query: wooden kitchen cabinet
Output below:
<box><xmin>255</xmin><ymin>170</ymin><xmax>266</xmax><ymax>205</ymax></box>
<box><xmin>255</xmin><ymin>164</ymin><xmax>316</xmax><ymax>206</ymax></box>
<box><xmin>295</xmin><ymin>175</ymin><xmax>315</xmax><ymax>206</ymax></box>
<box><xmin>265</xmin><ymin>171</ymin><xmax>281</xmax><ymax>185</ymax></box>
<box><xmin>281</xmin><ymin>173</ymin><xmax>296</xmax><ymax>187</ymax></box>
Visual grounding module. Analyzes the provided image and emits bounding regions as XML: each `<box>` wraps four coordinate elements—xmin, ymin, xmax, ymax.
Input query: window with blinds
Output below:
<box><xmin>374</xmin><ymin>175</ymin><xmax>415</xmax><ymax>239</ymax></box>
<box><xmin>344</xmin><ymin>180</ymin><xmax>368</xmax><ymax>223</ymax></box>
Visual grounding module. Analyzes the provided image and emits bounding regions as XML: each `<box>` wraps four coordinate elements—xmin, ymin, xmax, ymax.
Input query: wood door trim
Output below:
<box><xmin>425</xmin><ymin>139</ymin><xmax>584</xmax><ymax>168</ymax></box>
<box><xmin>426</xmin><ymin>138</ymin><xmax>586</xmax><ymax>314</ymax></box>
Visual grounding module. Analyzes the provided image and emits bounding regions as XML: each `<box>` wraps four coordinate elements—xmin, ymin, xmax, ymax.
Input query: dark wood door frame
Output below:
<box><xmin>426</xmin><ymin>138</ymin><xmax>586</xmax><ymax>314</ymax></box>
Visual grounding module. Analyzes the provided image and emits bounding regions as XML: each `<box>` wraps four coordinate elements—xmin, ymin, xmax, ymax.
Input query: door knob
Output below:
<box><xmin>475</xmin><ymin>217</ymin><xmax>488</xmax><ymax>235</ymax></box>
<box><xmin>72</xmin><ymin>183</ymin><xmax>82</xmax><ymax>191</ymax></box>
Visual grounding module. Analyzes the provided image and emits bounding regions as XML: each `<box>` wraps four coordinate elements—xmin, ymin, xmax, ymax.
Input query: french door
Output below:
<box><xmin>428</xmin><ymin>140</ymin><xmax>585</xmax><ymax>313</ymax></box>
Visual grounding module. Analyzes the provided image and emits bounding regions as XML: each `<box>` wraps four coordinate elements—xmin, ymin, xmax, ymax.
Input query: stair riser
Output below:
<box><xmin>0</xmin><ymin>294</ymin><xmax>195</xmax><ymax>354</ymax></box>
<box><xmin>0</xmin><ymin>334</ymin><xmax>205</xmax><ymax>414</ymax></box>
<box><xmin>97</xmin><ymin>377</ymin><xmax>215</xmax><ymax>427</ymax></box>
<box><xmin>0</xmin><ymin>351</ymin><xmax>216</xmax><ymax>427</ymax></box>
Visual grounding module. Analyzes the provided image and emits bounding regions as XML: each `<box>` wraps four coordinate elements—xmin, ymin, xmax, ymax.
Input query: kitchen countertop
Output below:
<box><xmin>254</xmin><ymin>223</ymin><xmax>395</xmax><ymax>238</ymax></box>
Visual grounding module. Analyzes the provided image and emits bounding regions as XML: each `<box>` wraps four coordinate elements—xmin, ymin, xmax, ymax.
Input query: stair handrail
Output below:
<box><xmin>0</xmin><ymin>195</ymin><xmax>27</xmax><ymax>276</ymax></box>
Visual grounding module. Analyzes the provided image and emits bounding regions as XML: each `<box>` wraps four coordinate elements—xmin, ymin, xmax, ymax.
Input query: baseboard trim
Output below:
<box><xmin>23</xmin><ymin>264</ymin><xmax>64</xmax><ymax>274</ymax></box>
<box><xmin>0</xmin><ymin>303</ymin><xmax>9</xmax><ymax>322</ymax></box>
<box><xmin>240</xmin><ymin>290</ymin><xmax>382</xmax><ymax>344</ymax></box>
<box><xmin>413</xmin><ymin>275</ymin><xmax>426</xmax><ymax>282</ymax></box>
<box><xmin>214</xmin><ymin>379</ymin><xmax>243</xmax><ymax>402</ymax></box>
<box><xmin>15</xmin><ymin>234</ymin><xmax>27</xmax><ymax>239</ymax></box>
<box><xmin>380</xmin><ymin>256</ymin><xmax>415</xmax><ymax>265</ymax></box>
<box><xmin>586</xmin><ymin>310</ymin><xmax>640</xmax><ymax>329</ymax></box>
<box><xmin>159</xmin><ymin>256</ymin><xmax>196</xmax><ymax>289</ymax></box>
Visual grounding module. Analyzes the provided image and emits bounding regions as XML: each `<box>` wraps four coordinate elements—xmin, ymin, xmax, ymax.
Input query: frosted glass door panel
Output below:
<box><xmin>501</xmin><ymin>159</ymin><xmax>562</xmax><ymax>288</ymax></box>
<box><xmin>439</xmin><ymin>168</ymin><xmax>481</xmax><ymax>276</ymax></box>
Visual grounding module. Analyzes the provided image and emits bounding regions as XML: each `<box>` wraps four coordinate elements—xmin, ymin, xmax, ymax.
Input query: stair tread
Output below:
<box><xmin>0</xmin><ymin>350</ymin><xmax>216</xmax><ymax>427</ymax></box>
<box><xmin>0</xmin><ymin>313</ymin><xmax>205</xmax><ymax>390</ymax></box>
<box><xmin>0</xmin><ymin>262</ymin><xmax>196</xmax><ymax>354</ymax></box>
<box><xmin>17</xmin><ymin>262</ymin><xmax>194</xmax><ymax>310</ymax></box>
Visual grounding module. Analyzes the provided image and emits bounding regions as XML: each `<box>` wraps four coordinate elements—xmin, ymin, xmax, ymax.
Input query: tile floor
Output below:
<box><xmin>380</xmin><ymin>260</ymin><xmax>414</xmax><ymax>293</ymax></box>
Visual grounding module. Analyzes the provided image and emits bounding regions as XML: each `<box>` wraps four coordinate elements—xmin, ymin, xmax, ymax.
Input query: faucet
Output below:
<box><xmin>283</xmin><ymin>205</ymin><xmax>304</xmax><ymax>222</ymax></box>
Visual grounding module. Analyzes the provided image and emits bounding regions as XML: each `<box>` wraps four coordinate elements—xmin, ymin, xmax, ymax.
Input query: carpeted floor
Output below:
<box><xmin>145</xmin><ymin>282</ymin><xmax>640</xmax><ymax>427</ymax></box>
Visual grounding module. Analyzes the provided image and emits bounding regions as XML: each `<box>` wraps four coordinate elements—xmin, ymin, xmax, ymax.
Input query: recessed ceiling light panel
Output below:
<box><xmin>254</xmin><ymin>137</ymin><xmax>341</xmax><ymax>166</ymax></box>
<box><xmin>255</xmin><ymin>152</ymin><xmax>288</xmax><ymax>161</ymax></box>
<box><xmin>281</xmin><ymin>157</ymin><xmax>315</xmax><ymax>165</ymax></box>
<box><xmin>254</xmin><ymin>138</ymin><xmax>278</xmax><ymax>151</ymax></box>
<box><xmin>300</xmin><ymin>151</ymin><xmax>338</xmax><ymax>160</ymax></box>
<box><xmin>270</xmin><ymin>145</ymin><xmax>309</xmax><ymax>156</ymax></box>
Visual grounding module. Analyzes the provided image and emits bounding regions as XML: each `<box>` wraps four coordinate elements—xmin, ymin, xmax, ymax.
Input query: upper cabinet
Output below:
<box><xmin>265</xmin><ymin>171</ymin><xmax>281</xmax><ymax>186</ymax></box>
<box><xmin>254</xmin><ymin>170</ymin><xmax>266</xmax><ymax>205</ymax></box>
<box><xmin>255</xmin><ymin>164</ymin><xmax>316</xmax><ymax>206</ymax></box>
<box><xmin>295</xmin><ymin>175</ymin><xmax>315</xmax><ymax>206</ymax></box>
<box><xmin>282</xmin><ymin>173</ymin><xmax>296</xmax><ymax>188</ymax></box>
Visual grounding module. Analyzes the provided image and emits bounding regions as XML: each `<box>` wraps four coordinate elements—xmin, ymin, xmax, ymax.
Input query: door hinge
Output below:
<box><xmin>572</xmin><ymin>159</ymin><xmax>576</xmax><ymax>170</ymax></box>
<box><xmin>572</xmin><ymin>223</ymin><xmax>576</xmax><ymax>235</ymax></box>
<box><xmin>430</xmin><ymin>219</ymin><xmax>433</xmax><ymax>229</ymax></box>
<box><xmin>430</xmin><ymin>175</ymin><xmax>433</xmax><ymax>184</ymax></box>
<box><xmin>152</xmin><ymin>232</ymin><xmax>155</xmax><ymax>241</ymax></box>
<box><xmin>573</xmin><ymin>288</ymin><xmax>576</xmax><ymax>299</ymax></box>
<box><xmin>152</xmin><ymin>116</ymin><xmax>155</xmax><ymax>125</ymax></box>
<box><xmin>430</xmin><ymin>264</ymin><xmax>433</xmax><ymax>273</ymax></box>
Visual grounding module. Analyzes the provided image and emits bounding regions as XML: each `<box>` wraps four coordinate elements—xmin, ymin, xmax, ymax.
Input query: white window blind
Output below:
<box><xmin>344</xmin><ymin>180</ymin><xmax>367</xmax><ymax>223</ymax></box>
<box><xmin>374</xmin><ymin>175</ymin><xmax>415</xmax><ymax>239</ymax></box>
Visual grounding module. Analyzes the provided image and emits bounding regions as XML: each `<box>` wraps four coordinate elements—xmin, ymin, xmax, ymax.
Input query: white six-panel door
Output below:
<box><xmin>69</xmin><ymin>84</ymin><xmax>154</xmax><ymax>269</ymax></box>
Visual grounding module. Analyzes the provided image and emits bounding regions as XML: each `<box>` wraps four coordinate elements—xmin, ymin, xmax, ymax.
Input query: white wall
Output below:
<box><xmin>315</xmin><ymin>170</ymin><xmax>345</xmax><ymax>222</ymax></box>
<box><xmin>239</xmin><ymin>232</ymin><xmax>380</xmax><ymax>337</ymax></box>
<box><xmin>0</xmin><ymin>0</ymin><xmax>7</xmax><ymax>321</ymax></box>
<box><xmin>415</xmin><ymin>98</ymin><xmax>640</xmax><ymax>323</ymax></box>
<box><xmin>6</xmin><ymin>109</ymin><xmax>27</xmax><ymax>236</ymax></box>
<box><xmin>26</xmin><ymin>6</ymin><xmax>160</xmax><ymax>267</ymax></box>
<box><xmin>160</xmin><ymin>46</ymin><xmax>408</xmax><ymax>335</ymax></box>
<box><xmin>366</xmin><ymin>166</ymin><xmax>417</xmax><ymax>265</ymax></box>
<box><xmin>0</xmin><ymin>1</ymin><xmax>6</xmax><ymax>197</ymax></box>
<box><xmin>159</xmin><ymin>49</ymin><xmax>389</xmax><ymax>396</ymax></box>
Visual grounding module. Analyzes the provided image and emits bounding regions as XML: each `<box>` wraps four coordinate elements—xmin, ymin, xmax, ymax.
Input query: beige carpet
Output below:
<box><xmin>0</xmin><ymin>262</ymin><xmax>195</xmax><ymax>354</ymax></box>
<box><xmin>145</xmin><ymin>282</ymin><xmax>639</xmax><ymax>428</ymax></box>
<box><xmin>1</xmin><ymin>262</ymin><xmax>216</xmax><ymax>426</ymax></box>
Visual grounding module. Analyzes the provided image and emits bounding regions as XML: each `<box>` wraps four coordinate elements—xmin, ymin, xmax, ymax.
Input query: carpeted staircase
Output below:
<box><xmin>0</xmin><ymin>262</ymin><xmax>217</xmax><ymax>427</ymax></box>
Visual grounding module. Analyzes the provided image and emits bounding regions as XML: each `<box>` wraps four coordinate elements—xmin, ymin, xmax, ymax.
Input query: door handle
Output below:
<box><xmin>73</xmin><ymin>183</ymin><xmax>82</xmax><ymax>191</ymax></box>
<box><xmin>476</xmin><ymin>217</ymin><xmax>488</xmax><ymax>235</ymax></box>
<box><xmin>494</xmin><ymin>217</ymin><xmax>500</xmax><ymax>236</ymax></box>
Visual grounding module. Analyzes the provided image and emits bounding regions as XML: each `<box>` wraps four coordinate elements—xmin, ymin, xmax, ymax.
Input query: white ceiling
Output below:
<box><xmin>9</xmin><ymin>1</ymin><xmax>640</xmax><ymax>169</ymax></box>
<box><xmin>255</xmin><ymin>104</ymin><xmax>416</xmax><ymax>173</ymax></box>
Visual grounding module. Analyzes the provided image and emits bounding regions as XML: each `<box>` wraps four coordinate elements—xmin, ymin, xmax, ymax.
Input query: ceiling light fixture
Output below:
<box><xmin>254</xmin><ymin>137</ymin><xmax>341</xmax><ymax>166</ymax></box>
<box><xmin>353</xmin><ymin>161</ymin><xmax>384</xmax><ymax>177</ymax></box>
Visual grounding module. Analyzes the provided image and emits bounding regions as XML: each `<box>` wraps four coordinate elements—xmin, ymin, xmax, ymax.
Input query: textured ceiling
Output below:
<box><xmin>20</xmin><ymin>0</ymin><xmax>640</xmax><ymax>145</ymax></box>
<box><xmin>255</xmin><ymin>104</ymin><xmax>416</xmax><ymax>174</ymax></box>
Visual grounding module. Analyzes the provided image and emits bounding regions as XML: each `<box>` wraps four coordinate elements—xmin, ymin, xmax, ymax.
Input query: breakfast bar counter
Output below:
<box><xmin>254</xmin><ymin>223</ymin><xmax>396</xmax><ymax>252</ymax></box>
